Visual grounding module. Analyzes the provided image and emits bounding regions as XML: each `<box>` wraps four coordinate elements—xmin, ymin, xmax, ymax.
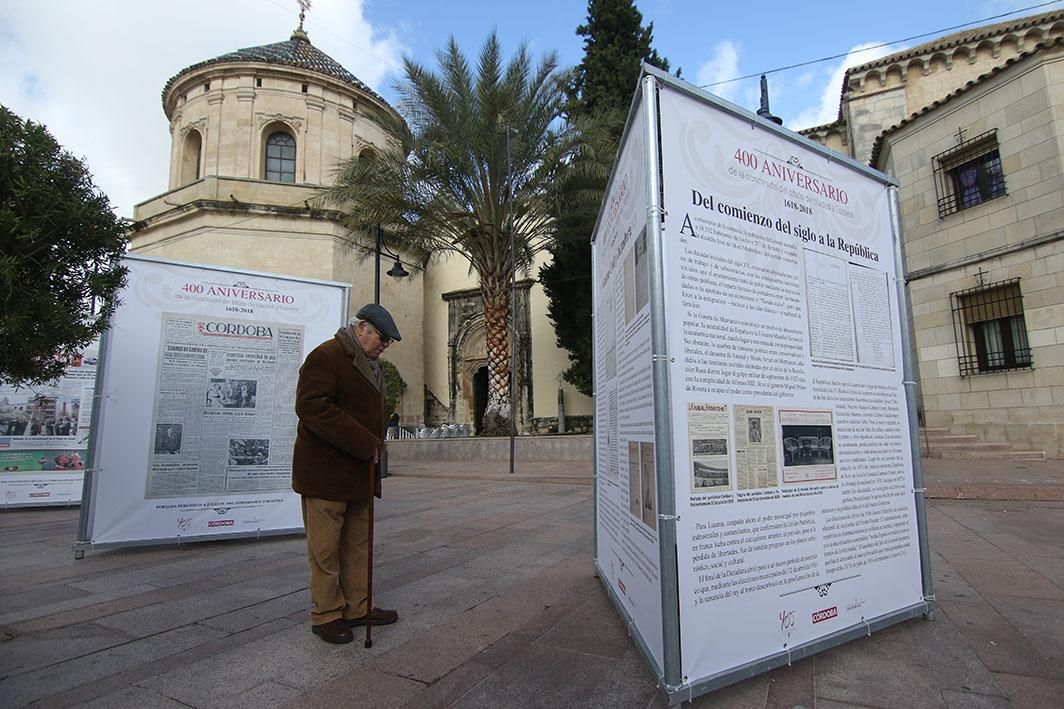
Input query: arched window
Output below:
<box><xmin>180</xmin><ymin>130</ymin><xmax>202</xmax><ymax>185</ymax></box>
<box><xmin>265</xmin><ymin>132</ymin><xmax>296</xmax><ymax>182</ymax></box>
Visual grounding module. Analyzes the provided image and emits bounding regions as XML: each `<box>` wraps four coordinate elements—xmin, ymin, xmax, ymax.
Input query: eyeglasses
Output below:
<box><xmin>366</xmin><ymin>323</ymin><xmax>392</xmax><ymax>345</ymax></box>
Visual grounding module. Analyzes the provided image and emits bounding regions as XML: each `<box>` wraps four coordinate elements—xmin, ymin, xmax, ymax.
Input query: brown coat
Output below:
<box><xmin>292</xmin><ymin>328</ymin><xmax>385</xmax><ymax>502</ymax></box>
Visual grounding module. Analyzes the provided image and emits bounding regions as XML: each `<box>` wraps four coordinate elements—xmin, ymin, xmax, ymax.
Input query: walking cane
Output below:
<box><xmin>364</xmin><ymin>452</ymin><xmax>377</xmax><ymax>648</ymax></box>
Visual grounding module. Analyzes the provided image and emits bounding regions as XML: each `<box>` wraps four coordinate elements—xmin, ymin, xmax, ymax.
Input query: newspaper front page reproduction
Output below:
<box><xmin>687</xmin><ymin>403</ymin><xmax>731</xmax><ymax>493</ymax></box>
<box><xmin>146</xmin><ymin>314</ymin><xmax>304</xmax><ymax>499</ymax></box>
<box><xmin>0</xmin><ymin>343</ymin><xmax>98</xmax><ymax>505</ymax></box>
<box><xmin>733</xmin><ymin>404</ymin><xmax>778</xmax><ymax>490</ymax></box>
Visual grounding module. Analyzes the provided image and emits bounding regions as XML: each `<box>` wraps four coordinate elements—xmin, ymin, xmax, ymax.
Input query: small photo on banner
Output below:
<box><xmin>779</xmin><ymin>408</ymin><xmax>836</xmax><ymax>483</ymax></box>
<box><xmin>688</xmin><ymin>403</ymin><xmax>731</xmax><ymax>493</ymax></box>
<box><xmin>625</xmin><ymin>439</ymin><xmax>658</xmax><ymax>532</ymax></box>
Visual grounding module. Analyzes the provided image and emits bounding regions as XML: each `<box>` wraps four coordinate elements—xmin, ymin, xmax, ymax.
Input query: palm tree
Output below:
<box><xmin>322</xmin><ymin>33</ymin><xmax>587</xmax><ymax>435</ymax></box>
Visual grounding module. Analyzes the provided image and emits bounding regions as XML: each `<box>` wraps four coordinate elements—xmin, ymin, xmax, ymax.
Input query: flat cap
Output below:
<box><xmin>354</xmin><ymin>303</ymin><xmax>402</xmax><ymax>342</ymax></box>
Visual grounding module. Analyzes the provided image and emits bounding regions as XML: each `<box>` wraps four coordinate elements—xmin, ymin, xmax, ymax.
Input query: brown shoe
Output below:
<box><xmin>311</xmin><ymin>619</ymin><xmax>353</xmax><ymax>644</ymax></box>
<box><xmin>345</xmin><ymin>607</ymin><xmax>399</xmax><ymax>627</ymax></box>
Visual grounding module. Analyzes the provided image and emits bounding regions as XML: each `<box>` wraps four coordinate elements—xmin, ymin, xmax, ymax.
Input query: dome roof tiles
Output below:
<box><xmin>163</xmin><ymin>30</ymin><xmax>386</xmax><ymax>106</ymax></box>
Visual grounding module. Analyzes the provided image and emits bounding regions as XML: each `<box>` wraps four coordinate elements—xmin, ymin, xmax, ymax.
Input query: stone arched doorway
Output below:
<box><xmin>444</xmin><ymin>282</ymin><xmax>534</xmax><ymax>433</ymax></box>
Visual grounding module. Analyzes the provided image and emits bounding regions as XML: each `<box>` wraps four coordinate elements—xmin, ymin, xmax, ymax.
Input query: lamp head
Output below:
<box><xmin>387</xmin><ymin>256</ymin><xmax>409</xmax><ymax>282</ymax></box>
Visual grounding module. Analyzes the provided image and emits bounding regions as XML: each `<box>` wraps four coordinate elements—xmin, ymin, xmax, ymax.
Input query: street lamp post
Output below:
<box><xmin>373</xmin><ymin>222</ymin><xmax>407</xmax><ymax>482</ymax></box>
<box><xmin>366</xmin><ymin>224</ymin><xmax>407</xmax><ymax>650</ymax></box>
<box><xmin>505</xmin><ymin>126</ymin><xmax>516</xmax><ymax>475</ymax></box>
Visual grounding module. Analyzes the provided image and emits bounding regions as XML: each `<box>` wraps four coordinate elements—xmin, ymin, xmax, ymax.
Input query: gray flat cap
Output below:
<box><xmin>354</xmin><ymin>303</ymin><xmax>402</xmax><ymax>342</ymax></box>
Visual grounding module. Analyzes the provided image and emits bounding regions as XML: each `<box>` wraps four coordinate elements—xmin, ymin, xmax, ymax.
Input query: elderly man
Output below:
<box><xmin>292</xmin><ymin>303</ymin><xmax>402</xmax><ymax>644</ymax></box>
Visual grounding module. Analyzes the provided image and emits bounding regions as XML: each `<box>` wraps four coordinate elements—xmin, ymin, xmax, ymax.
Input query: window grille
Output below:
<box><xmin>265</xmin><ymin>132</ymin><xmax>296</xmax><ymax>183</ymax></box>
<box><xmin>933</xmin><ymin>129</ymin><xmax>1006</xmax><ymax>217</ymax></box>
<box><xmin>950</xmin><ymin>278</ymin><xmax>1032</xmax><ymax>376</ymax></box>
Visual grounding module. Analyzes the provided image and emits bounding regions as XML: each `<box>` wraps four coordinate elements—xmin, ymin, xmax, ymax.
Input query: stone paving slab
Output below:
<box><xmin>449</xmin><ymin>641</ymin><xmax>616</xmax><ymax>708</ymax></box>
<box><xmin>0</xmin><ymin>621</ymin><xmax>235</xmax><ymax>707</ymax></box>
<box><xmin>813</xmin><ymin>617</ymin><xmax>1003</xmax><ymax>707</ymax></box>
<box><xmin>7</xmin><ymin>579</ymin><xmax>219</xmax><ymax>633</ymax></box>
<box><xmin>1</xmin><ymin>469</ymin><xmax>1063</xmax><ymax>708</ymax></box>
<box><xmin>78</xmin><ymin>685</ymin><xmax>191</xmax><ymax>709</ymax></box>
<box><xmin>990</xmin><ymin>671</ymin><xmax>1064</xmax><ymax>708</ymax></box>
<box><xmin>395</xmin><ymin>630</ymin><xmax>539</xmax><ymax>709</ymax></box>
<box><xmin>298</xmin><ymin>666</ymin><xmax>427</xmax><ymax>709</ymax></box>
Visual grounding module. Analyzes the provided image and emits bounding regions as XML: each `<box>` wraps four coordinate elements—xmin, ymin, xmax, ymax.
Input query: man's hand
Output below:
<box><xmin>373</xmin><ymin>448</ymin><xmax>379</xmax><ymax>464</ymax></box>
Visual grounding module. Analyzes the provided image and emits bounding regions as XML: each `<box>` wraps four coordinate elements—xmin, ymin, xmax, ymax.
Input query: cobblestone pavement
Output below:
<box><xmin>1</xmin><ymin>459</ymin><xmax>1062</xmax><ymax>707</ymax></box>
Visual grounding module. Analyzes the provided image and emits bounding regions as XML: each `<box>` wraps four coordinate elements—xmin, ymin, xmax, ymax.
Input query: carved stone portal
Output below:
<box><xmin>444</xmin><ymin>280</ymin><xmax>533</xmax><ymax>434</ymax></box>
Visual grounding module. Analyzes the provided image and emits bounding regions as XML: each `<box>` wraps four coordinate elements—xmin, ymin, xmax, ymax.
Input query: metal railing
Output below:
<box><xmin>386</xmin><ymin>424</ymin><xmax>473</xmax><ymax>440</ymax></box>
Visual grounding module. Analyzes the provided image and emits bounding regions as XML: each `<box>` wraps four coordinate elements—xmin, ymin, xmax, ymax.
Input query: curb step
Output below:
<box><xmin>923</xmin><ymin>449</ymin><xmax>1046</xmax><ymax>460</ymax></box>
<box><xmin>921</xmin><ymin>433</ymin><xmax>980</xmax><ymax>444</ymax></box>
<box><xmin>918</xmin><ymin>428</ymin><xmax>1046</xmax><ymax>461</ymax></box>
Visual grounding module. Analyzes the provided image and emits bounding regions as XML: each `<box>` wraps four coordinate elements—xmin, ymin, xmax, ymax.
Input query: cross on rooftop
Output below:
<box><xmin>298</xmin><ymin>0</ymin><xmax>312</xmax><ymax>30</ymax></box>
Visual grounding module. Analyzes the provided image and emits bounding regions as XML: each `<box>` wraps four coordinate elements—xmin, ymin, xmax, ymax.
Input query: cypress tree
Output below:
<box><xmin>541</xmin><ymin>0</ymin><xmax>672</xmax><ymax>395</ymax></box>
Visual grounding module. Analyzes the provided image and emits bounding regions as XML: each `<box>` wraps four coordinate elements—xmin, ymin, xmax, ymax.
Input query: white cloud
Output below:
<box><xmin>786</xmin><ymin>42</ymin><xmax>899</xmax><ymax>131</ymax></box>
<box><xmin>695</xmin><ymin>40</ymin><xmax>742</xmax><ymax>103</ymax></box>
<box><xmin>0</xmin><ymin>0</ymin><xmax>404</xmax><ymax>218</ymax></box>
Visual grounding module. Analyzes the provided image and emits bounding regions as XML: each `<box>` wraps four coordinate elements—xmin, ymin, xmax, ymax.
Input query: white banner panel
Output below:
<box><xmin>1</xmin><ymin>342</ymin><xmax>98</xmax><ymax>507</ymax></box>
<box><xmin>593</xmin><ymin>98</ymin><xmax>664</xmax><ymax>668</ymax></box>
<box><xmin>82</xmin><ymin>257</ymin><xmax>347</xmax><ymax>547</ymax></box>
<box><xmin>656</xmin><ymin>85</ymin><xmax>923</xmax><ymax>681</ymax></box>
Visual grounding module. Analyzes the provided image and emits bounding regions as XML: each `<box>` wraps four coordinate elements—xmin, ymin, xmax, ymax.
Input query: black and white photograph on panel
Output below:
<box><xmin>633</xmin><ymin>225</ymin><xmax>649</xmax><ymax>315</ymax></box>
<box><xmin>623</xmin><ymin>225</ymin><xmax>650</xmax><ymax>324</ymax></box>
<box><xmin>687</xmin><ymin>403</ymin><xmax>731</xmax><ymax>493</ymax></box>
<box><xmin>748</xmin><ymin>417</ymin><xmax>762</xmax><ymax>443</ymax></box>
<box><xmin>628</xmin><ymin>441</ymin><xmax>641</xmax><ymax>517</ymax></box>
<box><xmin>691</xmin><ymin>438</ymin><xmax>729</xmax><ymax>490</ymax></box>
<box><xmin>639</xmin><ymin>441</ymin><xmax>657</xmax><ymax>531</ymax></box>
<box><xmin>154</xmin><ymin>423</ymin><xmax>183</xmax><ymax>455</ymax></box>
<box><xmin>206</xmin><ymin>378</ymin><xmax>258</xmax><ymax>409</ymax></box>
<box><xmin>227</xmin><ymin>438</ymin><xmax>270</xmax><ymax>466</ymax></box>
<box><xmin>779</xmin><ymin>409</ymin><xmax>836</xmax><ymax>484</ymax></box>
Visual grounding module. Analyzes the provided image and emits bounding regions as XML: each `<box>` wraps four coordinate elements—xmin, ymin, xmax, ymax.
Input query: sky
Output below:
<box><xmin>1</xmin><ymin>0</ymin><xmax>1059</xmax><ymax>218</ymax></box>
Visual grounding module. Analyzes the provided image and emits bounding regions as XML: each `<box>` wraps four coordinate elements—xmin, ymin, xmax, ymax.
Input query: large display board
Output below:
<box><xmin>593</xmin><ymin>97</ymin><xmax>665</xmax><ymax>671</ymax></box>
<box><xmin>1</xmin><ymin>343</ymin><xmax>98</xmax><ymax>507</ymax></box>
<box><xmin>592</xmin><ymin>68</ymin><xmax>933</xmax><ymax>705</ymax></box>
<box><xmin>77</xmin><ymin>256</ymin><xmax>348</xmax><ymax>549</ymax></box>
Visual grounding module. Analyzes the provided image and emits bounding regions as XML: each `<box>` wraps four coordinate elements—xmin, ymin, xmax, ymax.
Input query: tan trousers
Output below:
<box><xmin>301</xmin><ymin>496</ymin><xmax>370</xmax><ymax>625</ymax></box>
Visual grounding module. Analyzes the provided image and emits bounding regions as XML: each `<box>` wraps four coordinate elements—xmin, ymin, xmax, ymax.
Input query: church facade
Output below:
<box><xmin>803</xmin><ymin>10</ymin><xmax>1064</xmax><ymax>458</ymax></box>
<box><xmin>128</xmin><ymin>26</ymin><xmax>593</xmax><ymax>434</ymax></box>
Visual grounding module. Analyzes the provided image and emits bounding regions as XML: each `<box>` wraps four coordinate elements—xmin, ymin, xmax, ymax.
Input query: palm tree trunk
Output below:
<box><xmin>480</xmin><ymin>273</ymin><xmax>512</xmax><ymax>436</ymax></box>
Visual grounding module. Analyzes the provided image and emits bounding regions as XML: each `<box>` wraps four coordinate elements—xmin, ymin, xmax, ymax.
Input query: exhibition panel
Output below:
<box><xmin>77</xmin><ymin>255</ymin><xmax>348</xmax><ymax>550</ymax></box>
<box><xmin>592</xmin><ymin>67</ymin><xmax>932</xmax><ymax>705</ymax></box>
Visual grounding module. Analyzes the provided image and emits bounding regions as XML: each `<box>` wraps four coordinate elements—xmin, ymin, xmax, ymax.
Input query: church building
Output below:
<box><xmin>128</xmin><ymin>23</ymin><xmax>593</xmax><ymax>435</ymax></box>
